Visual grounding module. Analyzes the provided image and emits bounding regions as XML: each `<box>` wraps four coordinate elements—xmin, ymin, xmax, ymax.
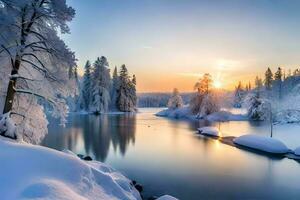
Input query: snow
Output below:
<box><xmin>198</xmin><ymin>126</ymin><xmax>220</xmax><ymax>137</ymax></box>
<box><xmin>156</xmin><ymin>107</ymin><xmax>247</xmax><ymax>122</ymax></box>
<box><xmin>274</xmin><ymin>109</ymin><xmax>300</xmax><ymax>124</ymax></box>
<box><xmin>0</xmin><ymin>137</ymin><xmax>141</xmax><ymax>200</ymax></box>
<box><xmin>233</xmin><ymin>134</ymin><xmax>290</xmax><ymax>154</ymax></box>
<box><xmin>156</xmin><ymin>195</ymin><xmax>179</xmax><ymax>200</ymax></box>
<box><xmin>0</xmin><ymin>113</ymin><xmax>16</xmax><ymax>139</ymax></box>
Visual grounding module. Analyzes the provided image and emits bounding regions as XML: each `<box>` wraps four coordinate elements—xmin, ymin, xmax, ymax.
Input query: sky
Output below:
<box><xmin>62</xmin><ymin>0</ymin><xmax>300</xmax><ymax>92</ymax></box>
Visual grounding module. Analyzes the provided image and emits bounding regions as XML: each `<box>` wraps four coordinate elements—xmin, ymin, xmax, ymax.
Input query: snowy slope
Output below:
<box><xmin>0</xmin><ymin>137</ymin><xmax>141</xmax><ymax>200</ymax></box>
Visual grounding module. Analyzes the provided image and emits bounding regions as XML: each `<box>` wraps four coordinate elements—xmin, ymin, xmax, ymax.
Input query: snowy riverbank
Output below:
<box><xmin>156</xmin><ymin>106</ymin><xmax>247</xmax><ymax>122</ymax></box>
<box><xmin>0</xmin><ymin>137</ymin><xmax>176</xmax><ymax>200</ymax></box>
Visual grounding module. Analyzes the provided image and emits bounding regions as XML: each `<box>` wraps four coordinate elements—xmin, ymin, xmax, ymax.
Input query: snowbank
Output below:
<box><xmin>274</xmin><ymin>110</ymin><xmax>300</xmax><ymax>124</ymax></box>
<box><xmin>156</xmin><ymin>107</ymin><xmax>247</xmax><ymax>122</ymax></box>
<box><xmin>157</xmin><ymin>195</ymin><xmax>179</xmax><ymax>200</ymax></box>
<box><xmin>198</xmin><ymin>126</ymin><xmax>220</xmax><ymax>137</ymax></box>
<box><xmin>156</xmin><ymin>106</ymin><xmax>196</xmax><ymax>120</ymax></box>
<box><xmin>0</xmin><ymin>138</ymin><xmax>141</xmax><ymax>200</ymax></box>
<box><xmin>233</xmin><ymin>134</ymin><xmax>290</xmax><ymax>154</ymax></box>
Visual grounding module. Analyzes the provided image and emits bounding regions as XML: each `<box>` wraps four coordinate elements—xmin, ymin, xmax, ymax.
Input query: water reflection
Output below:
<box><xmin>43</xmin><ymin>113</ymin><xmax>136</xmax><ymax>161</ymax></box>
<box><xmin>43</xmin><ymin>108</ymin><xmax>300</xmax><ymax>199</ymax></box>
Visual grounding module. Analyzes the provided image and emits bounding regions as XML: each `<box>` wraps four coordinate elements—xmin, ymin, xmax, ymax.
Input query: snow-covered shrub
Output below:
<box><xmin>167</xmin><ymin>88</ymin><xmax>184</xmax><ymax>110</ymax></box>
<box><xmin>0</xmin><ymin>112</ymin><xmax>16</xmax><ymax>139</ymax></box>
<box><xmin>244</xmin><ymin>93</ymin><xmax>270</xmax><ymax>121</ymax></box>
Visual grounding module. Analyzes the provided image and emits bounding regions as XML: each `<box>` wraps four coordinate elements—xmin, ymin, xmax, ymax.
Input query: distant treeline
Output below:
<box><xmin>138</xmin><ymin>92</ymin><xmax>192</xmax><ymax>107</ymax></box>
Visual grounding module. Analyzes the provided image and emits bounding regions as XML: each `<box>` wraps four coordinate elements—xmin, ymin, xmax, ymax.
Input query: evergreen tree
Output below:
<box><xmin>255</xmin><ymin>76</ymin><xmax>263</xmax><ymax>90</ymax></box>
<box><xmin>80</xmin><ymin>60</ymin><xmax>92</xmax><ymax>110</ymax></box>
<box><xmin>233</xmin><ymin>81</ymin><xmax>245</xmax><ymax>108</ymax></box>
<box><xmin>168</xmin><ymin>88</ymin><xmax>184</xmax><ymax>109</ymax></box>
<box><xmin>117</xmin><ymin>65</ymin><xmax>137</xmax><ymax>112</ymax></box>
<box><xmin>264</xmin><ymin>68</ymin><xmax>273</xmax><ymax>90</ymax></box>
<box><xmin>274</xmin><ymin>67</ymin><xmax>283</xmax><ymax>99</ymax></box>
<box><xmin>91</xmin><ymin>56</ymin><xmax>111</xmax><ymax>113</ymax></box>
<box><xmin>110</xmin><ymin>66</ymin><xmax>120</xmax><ymax>110</ymax></box>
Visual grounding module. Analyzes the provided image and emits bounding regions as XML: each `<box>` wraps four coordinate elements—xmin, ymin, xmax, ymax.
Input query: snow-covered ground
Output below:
<box><xmin>156</xmin><ymin>107</ymin><xmax>247</xmax><ymax>122</ymax></box>
<box><xmin>233</xmin><ymin>134</ymin><xmax>290</xmax><ymax>154</ymax></box>
<box><xmin>0</xmin><ymin>137</ymin><xmax>142</xmax><ymax>200</ymax></box>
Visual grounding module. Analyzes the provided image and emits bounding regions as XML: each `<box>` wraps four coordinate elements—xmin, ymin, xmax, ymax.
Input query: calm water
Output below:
<box><xmin>42</xmin><ymin>108</ymin><xmax>300</xmax><ymax>200</ymax></box>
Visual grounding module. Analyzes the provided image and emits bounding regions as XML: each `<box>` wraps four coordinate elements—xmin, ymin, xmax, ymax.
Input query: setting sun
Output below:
<box><xmin>213</xmin><ymin>80</ymin><xmax>222</xmax><ymax>89</ymax></box>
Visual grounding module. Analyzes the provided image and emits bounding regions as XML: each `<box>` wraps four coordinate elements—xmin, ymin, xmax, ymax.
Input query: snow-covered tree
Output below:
<box><xmin>197</xmin><ymin>93</ymin><xmax>220</xmax><ymax>118</ymax></box>
<box><xmin>194</xmin><ymin>73</ymin><xmax>213</xmax><ymax>94</ymax></box>
<box><xmin>167</xmin><ymin>88</ymin><xmax>183</xmax><ymax>109</ymax></box>
<box><xmin>117</xmin><ymin>65</ymin><xmax>137</xmax><ymax>112</ymax></box>
<box><xmin>274</xmin><ymin>67</ymin><xmax>283</xmax><ymax>100</ymax></box>
<box><xmin>233</xmin><ymin>81</ymin><xmax>245</xmax><ymax>108</ymax></box>
<box><xmin>0</xmin><ymin>0</ymin><xmax>76</xmax><ymax>143</ymax></box>
<box><xmin>190</xmin><ymin>73</ymin><xmax>220</xmax><ymax>117</ymax></box>
<box><xmin>79</xmin><ymin>60</ymin><xmax>92</xmax><ymax>110</ymax></box>
<box><xmin>264</xmin><ymin>68</ymin><xmax>273</xmax><ymax>90</ymax></box>
<box><xmin>90</xmin><ymin>56</ymin><xmax>111</xmax><ymax>114</ymax></box>
<box><xmin>244</xmin><ymin>92</ymin><xmax>270</xmax><ymax>121</ymax></box>
<box><xmin>110</xmin><ymin>66</ymin><xmax>119</xmax><ymax>110</ymax></box>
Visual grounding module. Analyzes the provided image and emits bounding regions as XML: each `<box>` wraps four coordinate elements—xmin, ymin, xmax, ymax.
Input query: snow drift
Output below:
<box><xmin>198</xmin><ymin>126</ymin><xmax>220</xmax><ymax>137</ymax></box>
<box><xmin>0</xmin><ymin>138</ymin><xmax>141</xmax><ymax>200</ymax></box>
<box><xmin>233</xmin><ymin>134</ymin><xmax>290</xmax><ymax>154</ymax></box>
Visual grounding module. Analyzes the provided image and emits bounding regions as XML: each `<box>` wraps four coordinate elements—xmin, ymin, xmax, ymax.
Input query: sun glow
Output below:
<box><xmin>213</xmin><ymin>80</ymin><xmax>222</xmax><ymax>89</ymax></box>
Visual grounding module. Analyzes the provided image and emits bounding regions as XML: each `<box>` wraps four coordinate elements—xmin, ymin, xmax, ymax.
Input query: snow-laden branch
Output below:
<box><xmin>10</xmin><ymin>74</ymin><xmax>42</xmax><ymax>82</ymax></box>
<box><xmin>13</xmin><ymin>87</ymin><xmax>55</xmax><ymax>104</ymax></box>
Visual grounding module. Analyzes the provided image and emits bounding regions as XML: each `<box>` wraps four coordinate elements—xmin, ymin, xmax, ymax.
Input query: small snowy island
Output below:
<box><xmin>233</xmin><ymin>134</ymin><xmax>290</xmax><ymax>154</ymax></box>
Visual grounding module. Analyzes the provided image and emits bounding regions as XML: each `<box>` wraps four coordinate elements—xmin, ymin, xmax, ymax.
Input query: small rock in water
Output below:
<box><xmin>132</xmin><ymin>180</ymin><xmax>137</xmax><ymax>185</ymax></box>
<box><xmin>83</xmin><ymin>156</ymin><xmax>93</xmax><ymax>161</ymax></box>
<box><xmin>134</xmin><ymin>184</ymin><xmax>143</xmax><ymax>193</ymax></box>
<box><xmin>77</xmin><ymin>154</ymin><xmax>84</xmax><ymax>159</ymax></box>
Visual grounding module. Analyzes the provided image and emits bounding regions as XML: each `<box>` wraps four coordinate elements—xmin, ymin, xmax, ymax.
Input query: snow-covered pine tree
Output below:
<box><xmin>90</xmin><ymin>56</ymin><xmax>111</xmax><ymax>114</ymax></box>
<box><xmin>130</xmin><ymin>74</ymin><xmax>137</xmax><ymax>109</ymax></box>
<box><xmin>0</xmin><ymin>0</ymin><xmax>76</xmax><ymax>143</ymax></box>
<box><xmin>264</xmin><ymin>68</ymin><xmax>273</xmax><ymax>90</ymax></box>
<box><xmin>245</xmin><ymin>91</ymin><xmax>270</xmax><ymax>121</ymax></box>
<box><xmin>233</xmin><ymin>81</ymin><xmax>245</xmax><ymax>108</ymax></box>
<box><xmin>79</xmin><ymin>60</ymin><xmax>92</xmax><ymax>111</ymax></box>
<box><xmin>110</xmin><ymin>66</ymin><xmax>120</xmax><ymax>111</ymax></box>
<box><xmin>117</xmin><ymin>65</ymin><xmax>136</xmax><ymax>112</ymax></box>
<box><xmin>274</xmin><ymin>67</ymin><xmax>283</xmax><ymax>100</ymax></box>
<box><xmin>167</xmin><ymin>88</ymin><xmax>183</xmax><ymax>110</ymax></box>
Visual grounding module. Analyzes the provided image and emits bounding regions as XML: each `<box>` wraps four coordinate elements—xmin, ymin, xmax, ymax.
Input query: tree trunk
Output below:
<box><xmin>3</xmin><ymin>59</ymin><xmax>20</xmax><ymax>114</ymax></box>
